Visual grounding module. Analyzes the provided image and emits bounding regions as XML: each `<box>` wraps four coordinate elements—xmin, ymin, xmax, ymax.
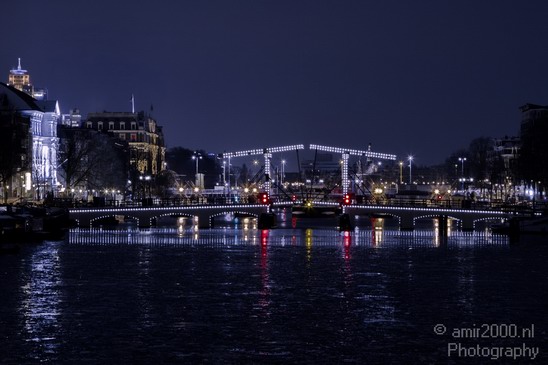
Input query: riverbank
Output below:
<box><xmin>0</xmin><ymin>204</ymin><xmax>70</xmax><ymax>245</ymax></box>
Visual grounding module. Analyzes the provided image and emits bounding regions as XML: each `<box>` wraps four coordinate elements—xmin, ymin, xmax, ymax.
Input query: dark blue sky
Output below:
<box><xmin>3</xmin><ymin>1</ymin><xmax>548</xmax><ymax>165</ymax></box>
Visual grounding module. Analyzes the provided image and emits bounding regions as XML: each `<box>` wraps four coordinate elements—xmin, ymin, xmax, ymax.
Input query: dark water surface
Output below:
<box><xmin>1</xmin><ymin>228</ymin><xmax>547</xmax><ymax>364</ymax></box>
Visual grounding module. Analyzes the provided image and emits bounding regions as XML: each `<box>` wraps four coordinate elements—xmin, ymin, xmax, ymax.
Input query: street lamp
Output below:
<box><xmin>458</xmin><ymin>157</ymin><xmax>466</xmax><ymax>190</ymax></box>
<box><xmin>399</xmin><ymin>161</ymin><xmax>403</xmax><ymax>184</ymax></box>
<box><xmin>408</xmin><ymin>156</ymin><xmax>413</xmax><ymax>184</ymax></box>
<box><xmin>281</xmin><ymin>159</ymin><xmax>286</xmax><ymax>185</ymax></box>
<box><xmin>192</xmin><ymin>152</ymin><xmax>202</xmax><ymax>186</ymax></box>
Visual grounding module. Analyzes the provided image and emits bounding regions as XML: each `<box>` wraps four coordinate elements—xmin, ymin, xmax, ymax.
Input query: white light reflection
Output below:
<box><xmin>20</xmin><ymin>243</ymin><xmax>63</xmax><ymax>357</ymax></box>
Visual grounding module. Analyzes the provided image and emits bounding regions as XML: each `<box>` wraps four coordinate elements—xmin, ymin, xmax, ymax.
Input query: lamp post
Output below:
<box><xmin>145</xmin><ymin>175</ymin><xmax>151</xmax><ymax>198</ymax></box>
<box><xmin>192</xmin><ymin>152</ymin><xmax>202</xmax><ymax>186</ymax></box>
<box><xmin>399</xmin><ymin>161</ymin><xmax>403</xmax><ymax>184</ymax></box>
<box><xmin>458</xmin><ymin>157</ymin><xmax>466</xmax><ymax>191</ymax></box>
<box><xmin>281</xmin><ymin>159</ymin><xmax>286</xmax><ymax>186</ymax></box>
<box><xmin>408</xmin><ymin>156</ymin><xmax>413</xmax><ymax>184</ymax></box>
<box><xmin>139</xmin><ymin>175</ymin><xmax>151</xmax><ymax>199</ymax></box>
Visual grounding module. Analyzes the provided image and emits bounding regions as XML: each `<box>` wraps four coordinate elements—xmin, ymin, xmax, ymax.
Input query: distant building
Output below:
<box><xmin>519</xmin><ymin>103</ymin><xmax>548</xmax><ymax>137</ymax></box>
<box><xmin>85</xmin><ymin>111</ymin><xmax>166</xmax><ymax>176</ymax></box>
<box><xmin>7</xmin><ymin>58</ymin><xmax>47</xmax><ymax>100</ymax></box>
<box><xmin>491</xmin><ymin>136</ymin><xmax>520</xmax><ymax>174</ymax></box>
<box><xmin>518</xmin><ymin>103</ymin><xmax>548</xmax><ymax>187</ymax></box>
<box><xmin>7</xmin><ymin>58</ymin><xmax>32</xmax><ymax>95</ymax></box>
<box><xmin>61</xmin><ymin>108</ymin><xmax>82</xmax><ymax>127</ymax></box>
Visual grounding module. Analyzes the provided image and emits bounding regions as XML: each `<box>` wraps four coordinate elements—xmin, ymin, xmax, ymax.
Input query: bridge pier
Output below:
<box><xmin>258</xmin><ymin>213</ymin><xmax>276</xmax><ymax>229</ymax></box>
<box><xmin>437</xmin><ymin>216</ymin><xmax>448</xmax><ymax>236</ymax></box>
<box><xmin>338</xmin><ymin>214</ymin><xmax>353</xmax><ymax>231</ymax></box>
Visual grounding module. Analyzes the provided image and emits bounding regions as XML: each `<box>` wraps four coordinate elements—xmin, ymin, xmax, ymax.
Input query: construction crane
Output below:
<box><xmin>309</xmin><ymin>144</ymin><xmax>397</xmax><ymax>197</ymax></box>
<box><xmin>220</xmin><ymin>144</ymin><xmax>305</xmax><ymax>195</ymax></box>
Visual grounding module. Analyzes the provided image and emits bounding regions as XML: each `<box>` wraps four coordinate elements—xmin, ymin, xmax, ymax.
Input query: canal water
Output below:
<box><xmin>1</xmin><ymin>225</ymin><xmax>546</xmax><ymax>363</ymax></box>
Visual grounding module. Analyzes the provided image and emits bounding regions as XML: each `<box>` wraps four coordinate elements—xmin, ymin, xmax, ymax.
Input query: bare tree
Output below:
<box><xmin>58</xmin><ymin>127</ymin><xmax>128</xmax><ymax>194</ymax></box>
<box><xmin>154</xmin><ymin>169</ymin><xmax>178</xmax><ymax>198</ymax></box>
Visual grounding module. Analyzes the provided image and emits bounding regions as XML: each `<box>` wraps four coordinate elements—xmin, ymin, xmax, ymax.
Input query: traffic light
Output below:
<box><xmin>258</xmin><ymin>192</ymin><xmax>270</xmax><ymax>205</ymax></box>
<box><xmin>342</xmin><ymin>193</ymin><xmax>353</xmax><ymax>205</ymax></box>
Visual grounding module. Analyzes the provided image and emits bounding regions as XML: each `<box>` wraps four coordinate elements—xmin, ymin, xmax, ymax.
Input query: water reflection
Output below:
<box><xmin>258</xmin><ymin>230</ymin><xmax>271</xmax><ymax>316</ymax></box>
<box><xmin>69</xmin><ymin>227</ymin><xmax>509</xmax><ymax>248</ymax></box>
<box><xmin>19</xmin><ymin>242</ymin><xmax>63</xmax><ymax>360</ymax></box>
<box><xmin>342</xmin><ymin>231</ymin><xmax>351</xmax><ymax>260</ymax></box>
<box><xmin>5</xmin><ymin>224</ymin><xmax>538</xmax><ymax>364</ymax></box>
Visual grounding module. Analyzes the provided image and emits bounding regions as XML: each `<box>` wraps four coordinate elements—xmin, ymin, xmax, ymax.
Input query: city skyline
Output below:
<box><xmin>3</xmin><ymin>1</ymin><xmax>548</xmax><ymax>165</ymax></box>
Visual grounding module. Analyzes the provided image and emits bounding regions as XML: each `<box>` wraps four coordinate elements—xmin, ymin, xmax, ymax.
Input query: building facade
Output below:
<box><xmin>491</xmin><ymin>136</ymin><xmax>520</xmax><ymax>174</ymax></box>
<box><xmin>61</xmin><ymin>108</ymin><xmax>82</xmax><ymax>127</ymax></box>
<box><xmin>519</xmin><ymin>103</ymin><xmax>548</xmax><ymax>137</ymax></box>
<box><xmin>518</xmin><ymin>103</ymin><xmax>548</xmax><ymax>188</ymax></box>
<box><xmin>3</xmin><ymin>65</ymin><xmax>60</xmax><ymax>201</ymax></box>
<box><xmin>0</xmin><ymin>83</ymin><xmax>40</xmax><ymax>200</ymax></box>
<box><xmin>85</xmin><ymin>111</ymin><xmax>166</xmax><ymax>176</ymax></box>
<box><xmin>33</xmin><ymin>100</ymin><xmax>60</xmax><ymax>197</ymax></box>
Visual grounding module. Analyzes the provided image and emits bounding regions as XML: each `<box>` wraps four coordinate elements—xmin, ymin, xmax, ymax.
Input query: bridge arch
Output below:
<box><xmin>208</xmin><ymin>210</ymin><xmax>260</xmax><ymax>228</ymax></box>
<box><xmin>362</xmin><ymin>213</ymin><xmax>402</xmax><ymax>228</ymax></box>
<box><xmin>151</xmin><ymin>212</ymin><xmax>198</xmax><ymax>227</ymax></box>
<box><xmin>473</xmin><ymin>216</ymin><xmax>506</xmax><ymax>229</ymax></box>
<box><xmin>89</xmin><ymin>214</ymin><xmax>141</xmax><ymax>228</ymax></box>
<box><xmin>413</xmin><ymin>214</ymin><xmax>461</xmax><ymax>229</ymax></box>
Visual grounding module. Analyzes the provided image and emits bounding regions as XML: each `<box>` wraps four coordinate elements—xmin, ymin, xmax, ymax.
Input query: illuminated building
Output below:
<box><xmin>85</xmin><ymin>111</ymin><xmax>166</xmax><ymax>176</ymax></box>
<box><xmin>61</xmin><ymin>108</ymin><xmax>82</xmax><ymax>127</ymax></box>
<box><xmin>5</xmin><ymin>59</ymin><xmax>60</xmax><ymax>199</ymax></box>
<box><xmin>491</xmin><ymin>136</ymin><xmax>520</xmax><ymax>174</ymax></box>
<box><xmin>33</xmin><ymin>99</ymin><xmax>61</xmax><ymax>196</ymax></box>
<box><xmin>7</xmin><ymin>58</ymin><xmax>47</xmax><ymax>100</ymax></box>
<box><xmin>7</xmin><ymin>58</ymin><xmax>32</xmax><ymax>95</ymax></box>
<box><xmin>0</xmin><ymin>83</ymin><xmax>59</xmax><ymax>200</ymax></box>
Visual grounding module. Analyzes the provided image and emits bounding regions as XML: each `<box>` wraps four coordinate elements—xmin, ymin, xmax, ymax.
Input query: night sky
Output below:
<box><xmin>3</xmin><ymin>1</ymin><xmax>548</xmax><ymax>166</ymax></box>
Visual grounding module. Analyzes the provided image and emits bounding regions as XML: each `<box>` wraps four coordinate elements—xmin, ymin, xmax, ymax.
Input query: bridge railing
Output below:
<box><xmin>59</xmin><ymin>195</ymin><xmax>547</xmax><ymax>216</ymax></box>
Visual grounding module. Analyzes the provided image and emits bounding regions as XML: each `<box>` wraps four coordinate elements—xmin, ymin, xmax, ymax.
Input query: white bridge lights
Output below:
<box><xmin>221</xmin><ymin>144</ymin><xmax>305</xmax><ymax>195</ymax></box>
<box><xmin>309</xmin><ymin>144</ymin><xmax>397</xmax><ymax>197</ymax></box>
<box><xmin>220</xmin><ymin>144</ymin><xmax>396</xmax><ymax>198</ymax></box>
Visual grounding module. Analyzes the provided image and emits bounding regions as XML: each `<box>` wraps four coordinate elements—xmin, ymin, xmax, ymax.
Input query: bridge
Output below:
<box><xmin>67</xmin><ymin>143</ymin><xmax>531</xmax><ymax>231</ymax></box>
<box><xmin>69</xmin><ymin>200</ymin><xmax>520</xmax><ymax>231</ymax></box>
<box><xmin>343</xmin><ymin>204</ymin><xmax>509</xmax><ymax>231</ymax></box>
<box><xmin>69</xmin><ymin>204</ymin><xmax>269</xmax><ymax>229</ymax></box>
